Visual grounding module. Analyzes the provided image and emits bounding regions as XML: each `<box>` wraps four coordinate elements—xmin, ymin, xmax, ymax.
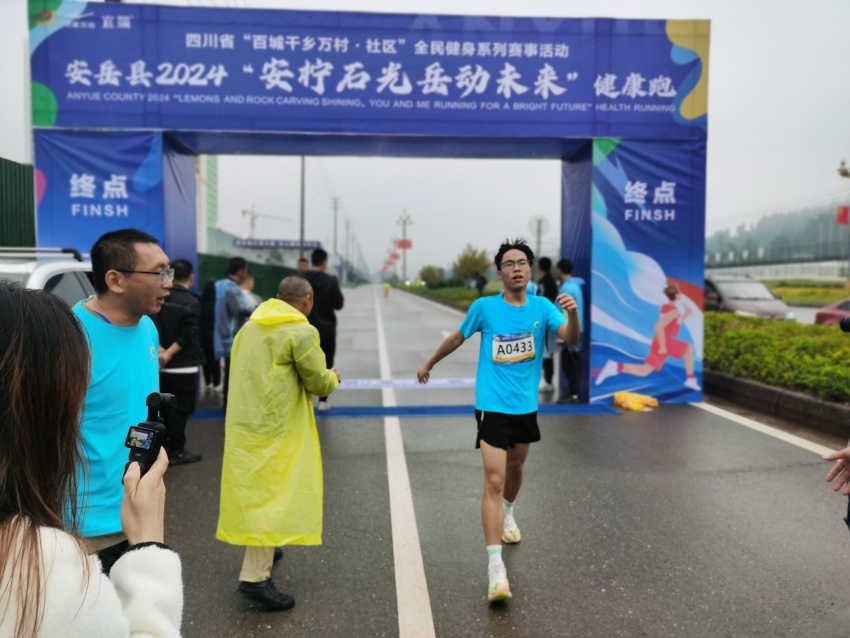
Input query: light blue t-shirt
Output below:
<box><xmin>459</xmin><ymin>294</ymin><xmax>566</xmax><ymax>414</ymax></box>
<box><xmin>559</xmin><ymin>277</ymin><xmax>585</xmax><ymax>335</ymax></box>
<box><xmin>72</xmin><ymin>301</ymin><xmax>159</xmax><ymax>537</ymax></box>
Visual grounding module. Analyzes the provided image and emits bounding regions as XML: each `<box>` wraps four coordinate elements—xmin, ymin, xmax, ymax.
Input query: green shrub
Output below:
<box><xmin>705</xmin><ymin>313</ymin><xmax>850</xmax><ymax>402</ymax></box>
<box><xmin>400</xmin><ymin>284</ymin><xmax>498</xmax><ymax>308</ymax></box>
<box><xmin>425</xmin><ymin>277</ymin><xmax>464</xmax><ymax>290</ymax></box>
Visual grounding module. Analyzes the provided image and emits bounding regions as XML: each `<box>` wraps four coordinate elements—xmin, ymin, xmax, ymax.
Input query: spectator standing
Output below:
<box><xmin>474</xmin><ymin>271</ymin><xmax>487</xmax><ymax>297</ymax></box>
<box><xmin>240</xmin><ymin>272</ymin><xmax>263</xmax><ymax>309</ymax></box>
<box><xmin>150</xmin><ymin>258</ymin><xmax>204</xmax><ymax>465</ymax></box>
<box><xmin>199</xmin><ymin>277</ymin><xmax>221</xmax><ymax>395</ymax></box>
<box><xmin>303</xmin><ymin>248</ymin><xmax>344</xmax><ymax>412</ymax></box>
<box><xmin>217</xmin><ymin>276</ymin><xmax>340</xmax><ymax>611</ymax></box>
<box><xmin>555</xmin><ymin>258</ymin><xmax>585</xmax><ymax>403</ymax></box>
<box><xmin>297</xmin><ymin>257</ymin><xmax>310</xmax><ymax>274</ymax></box>
<box><xmin>71</xmin><ymin>228</ymin><xmax>173</xmax><ymax>573</ymax></box>
<box><xmin>214</xmin><ymin>257</ymin><xmax>255</xmax><ymax>410</ymax></box>
<box><xmin>536</xmin><ymin>257</ymin><xmax>560</xmax><ymax>393</ymax></box>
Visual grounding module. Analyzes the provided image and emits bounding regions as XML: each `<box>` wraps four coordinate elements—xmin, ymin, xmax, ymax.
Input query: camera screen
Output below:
<box><xmin>125</xmin><ymin>426</ymin><xmax>155</xmax><ymax>450</ymax></box>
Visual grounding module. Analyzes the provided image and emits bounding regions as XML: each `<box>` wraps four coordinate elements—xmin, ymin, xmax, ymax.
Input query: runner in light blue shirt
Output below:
<box><xmin>417</xmin><ymin>238</ymin><xmax>580</xmax><ymax>605</ymax></box>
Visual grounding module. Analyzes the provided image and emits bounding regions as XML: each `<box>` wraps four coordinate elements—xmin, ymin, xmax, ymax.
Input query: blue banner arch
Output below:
<box><xmin>29</xmin><ymin>1</ymin><xmax>710</xmax><ymax>404</ymax></box>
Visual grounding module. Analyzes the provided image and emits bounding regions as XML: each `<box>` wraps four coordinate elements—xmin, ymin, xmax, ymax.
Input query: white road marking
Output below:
<box><xmin>693</xmin><ymin>402</ymin><xmax>835</xmax><ymax>456</ymax></box>
<box><xmin>375</xmin><ymin>289</ymin><xmax>436</xmax><ymax>638</ymax></box>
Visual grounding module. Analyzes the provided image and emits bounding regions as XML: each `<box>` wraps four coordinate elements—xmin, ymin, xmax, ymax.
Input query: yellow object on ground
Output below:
<box><xmin>217</xmin><ymin>298</ymin><xmax>339</xmax><ymax>547</ymax></box>
<box><xmin>614</xmin><ymin>392</ymin><xmax>659</xmax><ymax>411</ymax></box>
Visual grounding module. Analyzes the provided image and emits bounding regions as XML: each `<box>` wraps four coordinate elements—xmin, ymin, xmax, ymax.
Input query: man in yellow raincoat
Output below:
<box><xmin>217</xmin><ymin>276</ymin><xmax>340</xmax><ymax>611</ymax></box>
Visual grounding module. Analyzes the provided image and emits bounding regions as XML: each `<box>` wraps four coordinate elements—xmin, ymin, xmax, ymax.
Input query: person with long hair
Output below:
<box><xmin>0</xmin><ymin>282</ymin><xmax>183</xmax><ymax>636</ymax></box>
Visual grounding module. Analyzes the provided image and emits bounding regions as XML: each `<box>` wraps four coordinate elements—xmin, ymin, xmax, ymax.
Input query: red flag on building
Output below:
<box><xmin>838</xmin><ymin>206</ymin><xmax>850</xmax><ymax>225</ymax></box>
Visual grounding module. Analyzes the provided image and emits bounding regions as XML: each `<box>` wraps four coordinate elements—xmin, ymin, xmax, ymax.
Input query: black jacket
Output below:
<box><xmin>303</xmin><ymin>269</ymin><xmax>344</xmax><ymax>333</ymax></box>
<box><xmin>151</xmin><ymin>284</ymin><xmax>204</xmax><ymax>368</ymax></box>
<box><xmin>538</xmin><ymin>273</ymin><xmax>558</xmax><ymax>302</ymax></box>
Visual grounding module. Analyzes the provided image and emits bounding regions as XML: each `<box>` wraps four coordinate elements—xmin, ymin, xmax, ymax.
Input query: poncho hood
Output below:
<box><xmin>250</xmin><ymin>298</ymin><xmax>308</xmax><ymax>326</ymax></box>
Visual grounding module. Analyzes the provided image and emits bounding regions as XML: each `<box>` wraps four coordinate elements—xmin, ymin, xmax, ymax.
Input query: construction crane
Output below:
<box><xmin>241</xmin><ymin>204</ymin><xmax>290</xmax><ymax>238</ymax></box>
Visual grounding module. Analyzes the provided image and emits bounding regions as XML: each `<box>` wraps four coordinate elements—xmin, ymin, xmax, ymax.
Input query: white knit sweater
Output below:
<box><xmin>0</xmin><ymin>527</ymin><xmax>183</xmax><ymax>637</ymax></box>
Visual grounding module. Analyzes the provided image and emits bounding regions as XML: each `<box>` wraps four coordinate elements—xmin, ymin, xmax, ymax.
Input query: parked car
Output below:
<box><xmin>0</xmin><ymin>247</ymin><xmax>94</xmax><ymax>306</ymax></box>
<box><xmin>704</xmin><ymin>274</ymin><xmax>794</xmax><ymax>320</ymax></box>
<box><xmin>814</xmin><ymin>297</ymin><xmax>850</xmax><ymax>326</ymax></box>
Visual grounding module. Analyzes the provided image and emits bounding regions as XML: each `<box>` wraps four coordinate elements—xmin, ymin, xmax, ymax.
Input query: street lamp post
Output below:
<box><xmin>396</xmin><ymin>210</ymin><xmax>413</xmax><ymax>284</ymax></box>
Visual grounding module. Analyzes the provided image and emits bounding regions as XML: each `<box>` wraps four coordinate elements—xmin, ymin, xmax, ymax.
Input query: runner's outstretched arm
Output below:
<box><xmin>417</xmin><ymin>331</ymin><xmax>465</xmax><ymax>384</ymax></box>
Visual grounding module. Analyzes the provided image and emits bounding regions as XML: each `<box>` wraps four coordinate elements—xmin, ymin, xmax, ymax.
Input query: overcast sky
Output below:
<box><xmin>3</xmin><ymin>0</ymin><xmax>850</xmax><ymax>277</ymax></box>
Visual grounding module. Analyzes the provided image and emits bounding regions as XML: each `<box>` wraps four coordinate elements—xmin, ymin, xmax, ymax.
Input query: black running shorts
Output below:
<box><xmin>475</xmin><ymin>409</ymin><xmax>540</xmax><ymax>450</ymax></box>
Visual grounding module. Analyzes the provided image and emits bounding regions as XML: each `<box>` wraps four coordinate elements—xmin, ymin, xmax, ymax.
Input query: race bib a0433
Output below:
<box><xmin>492</xmin><ymin>332</ymin><xmax>535</xmax><ymax>365</ymax></box>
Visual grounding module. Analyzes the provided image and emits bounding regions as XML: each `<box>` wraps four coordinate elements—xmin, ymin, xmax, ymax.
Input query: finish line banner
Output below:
<box><xmin>29</xmin><ymin>2</ymin><xmax>708</xmax><ymax>138</ymax></box>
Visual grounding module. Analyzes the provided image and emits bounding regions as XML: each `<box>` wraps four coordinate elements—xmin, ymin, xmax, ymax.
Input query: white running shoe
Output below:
<box><xmin>317</xmin><ymin>401</ymin><xmax>331</xmax><ymax>412</ymax></box>
<box><xmin>595</xmin><ymin>360</ymin><xmax>618</xmax><ymax>386</ymax></box>
<box><xmin>487</xmin><ymin>563</ymin><xmax>512</xmax><ymax>603</ymax></box>
<box><xmin>538</xmin><ymin>380</ymin><xmax>554</xmax><ymax>392</ymax></box>
<box><xmin>502</xmin><ymin>512</ymin><xmax>521</xmax><ymax>544</ymax></box>
<box><xmin>684</xmin><ymin>376</ymin><xmax>701</xmax><ymax>391</ymax></box>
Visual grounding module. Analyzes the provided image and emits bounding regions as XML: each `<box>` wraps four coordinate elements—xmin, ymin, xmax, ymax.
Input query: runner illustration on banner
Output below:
<box><xmin>595</xmin><ymin>282</ymin><xmax>700</xmax><ymax>392</ymax></box>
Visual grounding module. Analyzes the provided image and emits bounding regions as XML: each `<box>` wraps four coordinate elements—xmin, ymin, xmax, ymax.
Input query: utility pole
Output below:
<box><xmin>331</xmin><ymin>196</ymin><xmax>341</xmax><ymax>257</ymax></box>
<box><xmin>299</xmin><ymin>156</ymin><xmax>306</xmax><ymax>259</ymax></box>
<box><xmin>345</xmin><ymin>220</ymin><xmax>351</xmax><ymax>284</ymax></box>
<box><xmin>396</xmin><ymin>210</ymin><xmax>413</xmax><ymax>284</ymax></box>
<box><xmin>535</xmin><ymin>218</ymin><xmax>543</xmax><ymax>277</ymax></box>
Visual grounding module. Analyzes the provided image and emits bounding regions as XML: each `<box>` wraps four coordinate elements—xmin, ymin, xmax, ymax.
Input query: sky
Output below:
<box><xmin>3</xmin><ymin>0</ymin><xmax>850</xmax><ymax>277</ymax></box>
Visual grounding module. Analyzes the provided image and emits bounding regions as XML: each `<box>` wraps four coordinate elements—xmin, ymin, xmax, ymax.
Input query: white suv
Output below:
<box><xmin>0</xmin><ymin>247</ymin><xmax>94</xmax><ymax>307</ymax></box>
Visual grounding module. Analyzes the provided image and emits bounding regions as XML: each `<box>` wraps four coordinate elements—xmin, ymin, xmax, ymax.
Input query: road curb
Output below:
<box><xmin>704</xmin><ymin>370</ymin><xmax>850</xmax><ymax>440</ymax></box>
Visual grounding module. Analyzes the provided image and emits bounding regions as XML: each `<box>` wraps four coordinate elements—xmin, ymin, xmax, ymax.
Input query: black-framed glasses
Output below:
<box><xmin>501</xmin><ymin>259</ymin><xmax>530</xmax><ymax>270</ymax></box>
<box><xmin>116</xmin><ymin>268</ymin><xmax>175</xmax><ymax>284</ymax></box>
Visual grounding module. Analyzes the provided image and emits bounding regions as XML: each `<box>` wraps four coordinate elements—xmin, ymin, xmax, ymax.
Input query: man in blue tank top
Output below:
<box><xmin>417</xmin><ymin>238</ymin><xmax>580</xmax><ymax>603</ymax></box>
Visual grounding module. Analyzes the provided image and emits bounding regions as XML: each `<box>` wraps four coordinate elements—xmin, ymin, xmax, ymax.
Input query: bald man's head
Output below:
<box><xmin>277</xmin><ymin>276</ymin><xmax>314</xmax><ymax>315</ymax></box>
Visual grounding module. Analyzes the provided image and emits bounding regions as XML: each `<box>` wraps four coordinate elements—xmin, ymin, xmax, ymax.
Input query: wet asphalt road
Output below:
<box><xmin>165</xmin><ymin>286</ymin><xmax>850</xmax><ymax>638</ymax></box>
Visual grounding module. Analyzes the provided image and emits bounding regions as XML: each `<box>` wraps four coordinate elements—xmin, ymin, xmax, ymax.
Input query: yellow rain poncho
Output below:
<box><xmin>216</xmin><ymin>298</ymin><xmax>339</xmax><ymax>547</ymax></box>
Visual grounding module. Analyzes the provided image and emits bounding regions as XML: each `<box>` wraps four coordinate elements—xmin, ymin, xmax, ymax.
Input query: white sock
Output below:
<box><xmin>502</xmin><ymin>498</ymin><xmax>513</xmax><ymax>515</ymax></box>
<box><xmin>487</xmin><ymin>545</ymin><xmax>503</xmax><ymax>568</ymax></box>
